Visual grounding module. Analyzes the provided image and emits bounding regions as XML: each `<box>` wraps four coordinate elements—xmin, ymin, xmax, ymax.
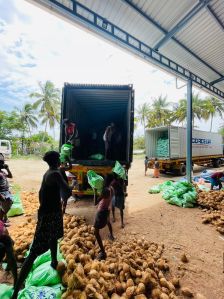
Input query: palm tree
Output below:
<box><xmin>40</xmin><ymin>106</ymin><xmax>60</xmax><ymax>140</ymax></box>
<box><xmin>174</xmin><ymin>93</ymin><xmax>204</xmax><ymax>128</ymax></box>
<box><xmin>202</xmin><ymin>97</ymin><xmax>224</xmax><ymax>131</ymax></box>
<box><xmin>16</xmin><ymin>103</ymin><xmax>38</xmax><ymax>136</ymax></box>
<box><xmin>30</xmin><ymin>81</ymin><xmax>61</xmax><ymax>140</ymax></box>
<box><xmin>136</xmin><ymin>103</ymin><xmax>150</xmax><ymax>131</ymax></box>
<box><xmin>151</xmin><ymin>95</ymin><xmax>171</xmax><ymax>125</ymax></box>
<box><xmin>15</xmin><ymin>103</ymin><xmax>38</xmax><ymax>153</ymax></box>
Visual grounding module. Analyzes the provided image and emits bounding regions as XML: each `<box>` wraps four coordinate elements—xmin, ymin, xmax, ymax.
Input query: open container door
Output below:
<box><xmin>169</xmin><ymin>126</ymin><xmax>180</xmax><ymax>159</ymax></box>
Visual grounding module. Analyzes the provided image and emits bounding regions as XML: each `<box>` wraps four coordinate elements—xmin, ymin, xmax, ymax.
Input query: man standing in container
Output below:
<box><xmin>103</xmin><ymin>123</ymin><xmax>114</xmax><ymax>160</ymax></box>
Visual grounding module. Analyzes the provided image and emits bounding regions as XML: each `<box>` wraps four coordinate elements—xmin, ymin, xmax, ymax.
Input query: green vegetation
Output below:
<box><xmin>0</xmin><ymin>81</ymin><xmax>60</xmax><ymax>157</ymax></box>
<box><xmin>136</xmin><ymin>93</ymin><xmax>224</xmax><ymax>130</ymax></box>
<box><xmin>133</xmin><ymin>136</ymin><xmax>145</xmax><ymax>150</ymax></box>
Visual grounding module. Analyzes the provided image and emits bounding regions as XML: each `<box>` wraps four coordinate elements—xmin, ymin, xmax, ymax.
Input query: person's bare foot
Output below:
<box><xmin>51</xmin><ymin>261</ymin><xmax>58</xmax><ymax>269</ymax></box>
<box><xmin>97</xmin><ymin>251</ymin><xmax>107</xmax><ymax>260</ymax></box>
<box><xmin>108</xmin><ymin>234</ymin><xmax>115</xmax><ymax>241</ymax></box>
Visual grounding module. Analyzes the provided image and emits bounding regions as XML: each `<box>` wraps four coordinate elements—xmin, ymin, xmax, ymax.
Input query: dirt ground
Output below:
<box><xmin>2</xmin><ymin>158</ymin><xmax>224</xmax><ymax>298</ymax></box>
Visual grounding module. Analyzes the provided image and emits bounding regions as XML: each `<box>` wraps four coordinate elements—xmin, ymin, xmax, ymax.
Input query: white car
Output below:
<box><xmin>0</xmin><ymin>140</ymin><xmax>12</xmax><ymax>160</ymax></box>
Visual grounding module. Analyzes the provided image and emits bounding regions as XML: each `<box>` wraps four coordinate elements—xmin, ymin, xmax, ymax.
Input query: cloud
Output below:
<box><xmin>0</xmin><ymin>0</ymin><xmax>31</xmax><ymax>24</ymax></box>
<box><xmin>21</xmin><ymin>63</ymin><xmax>37</xmax><ymax>68</ymax></box>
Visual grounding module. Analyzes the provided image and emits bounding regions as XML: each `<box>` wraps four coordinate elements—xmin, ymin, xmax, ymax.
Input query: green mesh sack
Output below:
<box><xmin>25</xmin><ymin>261</ymin><xmax>61</xmax><ymax>287</ymax></box>
<box><xmin>7</xmin><ymin>193</ymin><xmax>24</xmax><ymax>217</ymax></box>
<box><xmin>18</xmin><ymin>284</ymin><xmax>63</xmax><ymax>299</ymax></box>
<box><xmin>87</xmin><ymin>170</ymin><xmax>104</xmax><ymax>192</ymax></box>
<box><xmin>183</xmin><ymin>191</ymin><xmax>197</xmax><ymax>204</ymax></box>
<box><xmin>89</xmin><ymin>154</ymin><xmax>104</xmax><ymax>160</ymax></box>
<box><xmin>60</xmin><ymin>143</ymin><xmax>73</xmax><ymax>163</ymax></box>
<box><xmin>182</xmin><ymin>202</ymin><xmax>194</xmax><ymax>208</ymax></box>
<box><xmin>148</xmin><ymin>185</ymin><xmax>161</xmax><ymax>194</ymax></box>
<box><xmin>32</xmin><ymin>245</ymin><xmax>63</xmax><ymax>270</ymax></box>
<box><xmin>112</xmin><ymin>161</ymin><xmax>127</xmax><ymax>180</ymax></box>
<box><xmin>159</xmin><ymin>181</ymin><xmax>174</xmax><ymax>191</ymax></box>
<box><xmin>162</xmin><ymin>190</ymin><xmax>174</xmax><ymax>200</ymax></box>
<box><xmin>167</xmin><ymin>196</ymin><xmax>183</xmax><ymax>207</ymax></box>
<box><xmin>0</xmin><ymin>284</ymin><xmax>13</xmax><ymax>299</ymax></box>
<box><xmin>156</xmin><ymin>138</ymin><xmax>169</xmax><ymax>157</ymax></box>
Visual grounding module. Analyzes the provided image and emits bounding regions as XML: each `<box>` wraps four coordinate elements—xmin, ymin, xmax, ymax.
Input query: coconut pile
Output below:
<box><xmin>9</xmin><ymin>216</ymin><xmax>36</xmax><ymax>262</ymax></box>
<box><xmin>60</xmin><ymin>215</ymin><xmax>180</xmax><ymax>299</ymax></box>
<box><xmin>7</xmin><ymin>192</ymin><xmax>39</xmax><ymax>261</ymax></box>
<box><xmin>197</xmin><ymin>190</ymin><xmax>224</xmax><ymax>234</ymax></box>
<box><xmin>21</xmin><ymin>191</ymin><xmax>39</xmax><ymax>216</ymax></box>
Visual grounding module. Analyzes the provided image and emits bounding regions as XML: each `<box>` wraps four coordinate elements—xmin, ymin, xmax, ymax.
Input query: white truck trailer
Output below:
<box><xmin>0</xmin><ymin>140</ymin><xmax>12</xmax><ymax>160</ymax></box>
<box><xmin>145</xmin><ymin>126</ymin><xmax>224</xmax><ymax>175</ymax></box>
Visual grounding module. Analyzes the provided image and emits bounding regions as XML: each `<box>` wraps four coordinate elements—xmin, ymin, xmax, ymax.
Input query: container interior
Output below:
<box><xmin>61</xmin><ymin>86</ymin><xmax>132</xmax><ymax>165</ymax></box>
<box><xmin>145</xmin><ymin>127</ymin><xmax>169</xmax><ymax>159</ymax></box>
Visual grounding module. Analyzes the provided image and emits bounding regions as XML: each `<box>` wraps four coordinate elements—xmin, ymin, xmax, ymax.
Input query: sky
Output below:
<box><xmin>0</xmin><ymin>0</ymin><xmax>222</xmax><ymax>137</ymax></box>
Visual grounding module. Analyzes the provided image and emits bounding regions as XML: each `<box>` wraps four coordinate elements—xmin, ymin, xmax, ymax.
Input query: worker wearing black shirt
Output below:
<box><xmin>12</xmin><ymin>151</ymin><xmax>71</xmax><ymax>299</ymax></box>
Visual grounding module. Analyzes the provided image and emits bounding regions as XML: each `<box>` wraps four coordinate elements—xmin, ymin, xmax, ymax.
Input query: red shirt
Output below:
<box><xmin>211</xmin><ymin>172</ymin><xmax>223</xmax><ymax>179</ymax></box>
<box><xmin>66</xmin><ymin>123</ymin><xmax>75</xmax><ymax>135</ymax></box>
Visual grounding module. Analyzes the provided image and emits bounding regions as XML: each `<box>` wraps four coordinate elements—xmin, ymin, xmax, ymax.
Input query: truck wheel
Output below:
<box><xmin>213</xmin><ymin>159</ymin><xmax>221</xmax><ymax>168</ymax></box>
<box><xmin>179</xmin><ymin>164</ymin><xmax>186</xmax><ymax>176</ymax></box>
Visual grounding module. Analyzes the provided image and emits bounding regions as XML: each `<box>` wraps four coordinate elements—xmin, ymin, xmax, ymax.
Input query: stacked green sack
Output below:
<box><xmin>0</xmin><ymin>250</ymin><xmax>65</xmax><ymax>299</ymax></box>
<box><xmin>162</xmin><ymin>181</ymin><xmax>197</xmax><ymax>208</ymax></box>
<box><xmin>149</xmin><ymin>181</ymin><xmax>197</xmax><ymax>208</ymax></box>
<box><xmin>155</xmin><ymin>138</ymin><xmax>169</xmax><ymax>158</ymax></box>
<box><xmin>18</xmin><ymin>246</ymin><xmax>65</xmax><ymax>298</ymax></box>
<box><xmin>0</xmin><ymin>284</ymin><xmax>13</xmax><ymax>299</ymax></box>
<box><xmin>7</xmin><ymin>193</ymin><xmax>24</xmax><ymax>217</ymax></box>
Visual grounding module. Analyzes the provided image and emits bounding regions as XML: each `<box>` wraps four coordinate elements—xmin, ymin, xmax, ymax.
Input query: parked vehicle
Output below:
<box><xmin>145</xmin><ymin>126</ymin><xmax>224</xmax><ymax>175</ymax></box>
<box><xmin>60</xmin><ymin>83</ymin><xmax>134</xmax><ymax>196</ymax></box>
<box><xmin>0</xmin><ymin>140</ymin><xmax>12</xmax><ymax>160</ymax></box>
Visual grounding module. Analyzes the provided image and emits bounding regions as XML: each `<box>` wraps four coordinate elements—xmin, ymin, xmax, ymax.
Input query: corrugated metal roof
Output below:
<box><xmin>75</xmin><ymin>0</ymin><xmax>224</xmax><ymax>97</ymax></box>
<box><xmin>28</xmin><ymin>0</ymin><xmax>224</xmax><ymax>98</ymax></box>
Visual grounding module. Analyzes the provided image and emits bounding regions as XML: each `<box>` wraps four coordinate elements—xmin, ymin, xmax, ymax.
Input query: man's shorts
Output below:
<box><xmin>94</xmin><ymin>210</ymin><xmax>109</xmax><ymax>229</ymax></box>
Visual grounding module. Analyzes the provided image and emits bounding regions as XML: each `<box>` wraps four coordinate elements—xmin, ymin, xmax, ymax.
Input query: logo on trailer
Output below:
<box><xmin>192</xmin><ymin>138</ymin><xmax>211</xmax><ymax>145</ymax></box>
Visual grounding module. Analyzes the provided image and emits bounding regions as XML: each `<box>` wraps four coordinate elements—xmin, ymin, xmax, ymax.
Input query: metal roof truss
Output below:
<box><xmin>30</xmin><ymin>0</ymin><xmax>224</xmax><ymax>100</ymax></box>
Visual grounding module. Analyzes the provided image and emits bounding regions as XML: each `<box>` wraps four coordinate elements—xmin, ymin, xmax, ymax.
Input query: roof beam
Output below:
<box><xmin>210</xmin><ymin>76</ymin><xmax>224</xmax><ymax>86</ymax></box>
<box><xmin>206</xmin><ymin>5</ymin><xmax>224</xmax><ymax>31</ymax></box>
<box><xmin>154</xmin><ymin>0</ymin><xmax>211</xmax><ymax>51</ymax></box>
<box><xmin>122</xmin><ymin>0</ymin><xmax>223</xmax><ymax>77</ymax></box>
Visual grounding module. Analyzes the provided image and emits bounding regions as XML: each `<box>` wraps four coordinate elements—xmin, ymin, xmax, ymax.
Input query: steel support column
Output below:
<box><xmin>187</xmin><ymin>79</ymin><xmax>193</xmax><ymax>182</ymax></box>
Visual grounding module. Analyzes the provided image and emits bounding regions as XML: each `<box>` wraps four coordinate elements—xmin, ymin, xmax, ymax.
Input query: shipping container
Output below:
<box><xmin>145</xmin><ymin>126</ymin><xmax>223</xmax><ymax>159</ymax></box>
<box><xmin>145</xmin><ymin>126</ymin><xmax>224</xmax><ymax>175</ymax></box>
<box><xmin>60</xmin><ymin>83</ymin><xmax>134</xmax><ymax>197</ymax></box>
<box><xmin>61</xmin><ymin>83</ymin><xmax>134</xmax><ymax>166</ymax></box>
